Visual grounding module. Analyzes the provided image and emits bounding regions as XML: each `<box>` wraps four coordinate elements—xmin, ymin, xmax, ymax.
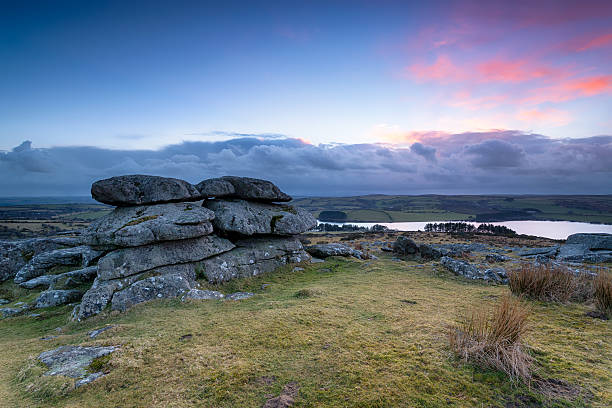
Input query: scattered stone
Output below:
<box><xmin>35</xmin><ymin>290</ymin><xmax>83</xmax><ymax>309</ymax></box>
<box><xmin>0</xmin><ymin>299</ymin><xmax>9</xmax><ymax>305</ymax></box>
<box><xmin>400</xmin><ymin>299</ymin><xmax>417</xmax><ymax>304</ymax></box>
<box><xmin>226</xmin><ymin>292</ymin><xmax>254</xmax><ymax>300</ymax></box>
<box><xmin>91</xmin><ymin>174</ymin><xmax>201</xmax><ymax>206</ymax></box>
<box><xmin>83</xmin><ymin>203</ymin><xmax>215</xmax><ymax>249</ymax></box>
<box><xmin>205</xmin><ymin>199</ymin><xmax>315</xmax><ymax>235</ymax></box>
<box><xmin>88</xmin><ymin>325</ymin><xmax>116</xmax><ymax>339</ymax></box>
<box><xmin>38</xmin><ymin>345</ymin><xmax>117</xmax><ymax>377</ymax></box>
<box><xmin>179</xmin><ymin>334</ymin><xmax>193</xmax><ymax>341</ymax></box>
<box><xmin>292</xmin><ymin>267</ymin><xmax>305</xmax><ymax>272</ymax></box>
<box><xmin>440</xmin><ymin>256</ymin><xmax>507</xmax><ymax>284</ymax></box>
<box><xmin>485</xmin><ymin>253</ymin><xmax>509</xmax><ymax>263</ymax></box>
<box><xmin>0</xmin><ymin>307</ymin><xmax>24</xmax><ymax>318</ymax></box>
<box><xmin>40</xmin><ymin>335</ymin><xmax>58</xmax><ymax>341</ymax></box>
<box><xmin>181</xmin><ymin>289</ymin><xmax>224</xmax><ymax>301</ymax></box>
<box><xmin>310</xmin><ymin>257</ymin><xmax>325</xmax><ymax>263</ymax></box>
<box><xmin>392</xmin><ymin>236</ymin><xmax>441</xmax><ymax>261</ymax></box>
<box><xmin>305</xmin><ymin>243</ymin><xmax>366</xmax><ymax>259</ymax></box>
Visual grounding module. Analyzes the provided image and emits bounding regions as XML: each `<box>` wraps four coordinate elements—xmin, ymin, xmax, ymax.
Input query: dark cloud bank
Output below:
<box><xmin>1</xmin><ymin>131</ymin><xmax>611</xmax><ymax>197</ymax></box>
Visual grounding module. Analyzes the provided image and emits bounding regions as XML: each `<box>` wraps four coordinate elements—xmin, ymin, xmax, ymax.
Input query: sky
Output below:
<box><xmin>1</xmin><ymin>0</ymin><xmax>611</xmax><ymax>196</ymax></box>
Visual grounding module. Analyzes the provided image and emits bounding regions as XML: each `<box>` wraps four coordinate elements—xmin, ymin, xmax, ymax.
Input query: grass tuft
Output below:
<box><xmin>508</xmin><ymin>264</ymin><xmax>592</xmax><ymax>303</ymax></box>
<box><xmin>593</xmin><ymin>271</ymin><xmax>612</xmax><ymax>318</ymax></box>
<box><xmin>449</xmin><ymin>295</ymin><xmax>532</xmax><ymax>381</ymax></box>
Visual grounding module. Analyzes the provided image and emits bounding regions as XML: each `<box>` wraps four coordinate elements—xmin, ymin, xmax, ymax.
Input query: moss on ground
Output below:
<box><xmin>0</xmin><ymin>256</ymin><xmax>610</xmax><ymax>407</ymax></box>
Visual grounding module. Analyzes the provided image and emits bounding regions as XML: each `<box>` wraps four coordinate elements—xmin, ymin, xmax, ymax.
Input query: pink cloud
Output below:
<box><xmin>524</xmin><ymin>75</ymin><xmax>612</xmax><ymax>104</ymax></box>
<box><xmin>516</xmin><ymin>108</ymin><xmax>572</xmax><ymax>126</ymax></box>
<box><xmin>408</xmin><ymin>55</ymin><xmax>465</xmax><ymax>82</ymax></box>
<box><xmin>476</xmin><ymin>59</ymin><xmax>566</xmax><ymax>83</ymax></box>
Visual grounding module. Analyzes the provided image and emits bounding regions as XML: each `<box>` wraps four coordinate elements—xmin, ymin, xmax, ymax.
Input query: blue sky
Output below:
<box><xmin>1</xmin><ymin>1</ymin><xmax>611</xmax><ymax>195</ymax></box>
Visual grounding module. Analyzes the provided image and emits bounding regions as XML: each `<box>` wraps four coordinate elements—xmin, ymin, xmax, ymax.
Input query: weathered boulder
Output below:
<box><xmin>305</xmin><ymin>243</ymin><xmax>365</xmax><ymax>260</ymax></box>
<box><xmin>197</xmin><ymin>176</ymin><xmax>291</xmax><ymax>202</ymax></box>
<box><xmin>1</xmin><ymin>307</ymin><xmax>27</xmax><ymax>319</ymax></box>
<box><xmin>111</xmin><ymin>273</ymin><xmax>193</xmax><ymax>312</ymax></box>
<box><xmin>226</xmin><ymin>292</ymin><xmax>254</xmax><ymax>300</ymax></box>
<box><xmin>392</xmin><ymin>236</ymin><xmax>442</xmax><ymax>260</ymax></box>
<box><xmin>35</xmin><ymin>289</ymin><xmax>83</xmax><ymax>308</ymax></box>
<box><xmin>566</xmin><ymin>233</ymin><xmax>612</xmax><ymax>250</ymax></box>
<box><xmin>205</xmin><ymin>199</ymin><xmax>316</xmax><ymax>236</ymax></box>
<box><xmin>38</xmin><ymin>345</ymin><xmax>117</xmax><ymax>378</ymax></box>
<box><xmin>0</xmin><ymin>237</ymin><xmax>79</xmax><ymax>282</ymax></box>
<box><xmin>440</xmin><ymin>256</ymin><xmax>507</xmax><ymax>284</ymax></box>
<box><xmin>88</xmin><ymin>325</ymin><xmax>115</xmax><ymax>339</ymax></box>
<box><xmin>97</xmin><ymin>235</ymin><xmax>234</xmax><ymax>281</ymax></box>
<box><xmin>195</xmin><ymin>178</ymin><xmax>235</xmax><ymax>198</ymax></box>
<box><xmin>20</xmin><ymin>266</ymin><xmax>97</xmax><ymax>290</ymax></box>
<box><xmin>182</xmin><ymin>289</ymin><xmax>224</xmax><ymax>301</ymax></box>
<box><xmin>518</xmin><ymin>246</ymin><xmax>559</xmax><ymax>257</ymax></box>
<box><xmin>77</xmin><ymin>263</ymin><xmax>201</xmax><ymax>319</ymax></box>
<box><xmin>83</xmin><ymin>203</ymin><xmax>215</xmax><ymax>249</ymax></box>
<box><xmin>14</xmin><ymin>246</ymin><xmax>103</xmax><ymax>284</ymax></box>
<box><xmin>201</xmin><ymin>237</ymin><xmax>310</xmax><ymax>283</ymax></box>
<box><xmin>91</xmin><ymin>174</ymin><xmax>201</xmax><ymax>206</ymax></box>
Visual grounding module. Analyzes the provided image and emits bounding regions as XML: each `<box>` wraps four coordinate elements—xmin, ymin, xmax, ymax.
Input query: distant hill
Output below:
<box><xmin>291</xmin><ymin>194</ymin><xmax>612</xmax><ymax>225</ymax></box>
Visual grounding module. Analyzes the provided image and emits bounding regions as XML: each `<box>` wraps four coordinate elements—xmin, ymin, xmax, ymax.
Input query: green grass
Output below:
<box><xmin>0</xmin><ymin>257</ymin><xmax>610</xmax><ymax>407</ymax></box>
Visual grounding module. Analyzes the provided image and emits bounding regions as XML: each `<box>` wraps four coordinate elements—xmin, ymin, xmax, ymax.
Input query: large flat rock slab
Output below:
<box><xmin>83</xmin><ymin>203</ymin><xmax>215</xmax><ymax>248</ymax></box>
<box><xmin>97</xmin><ymin>235</ymin><xmax>235</xmax><ymax>281</ymax></box>
<box><xmin>91</xmin><ymin>175</ymin><xmax>201</xmax><ymax>206</ymax></box>
<box><xmin>38</xmin><ymin>345</ymin><xmax>117</xmax><ymax>378</ymax></box>
<box><xmin>14</xmin><ymin>246</ymin><xmax>103</xmax><ymax>284</ymax></box>
<box><xmin>205</xmin><ymin>199</ymin><xmax>316</xmax><ymax>236</ymax></box>
<box><xmin>196</xmin><ymin>176</ymin><xmax>292</xmax><ymax>202</ymax></box>
<box><xmin>565</xmin><ymin>233</ymin><xmax>612</xmax><ymax>250</ymax></box>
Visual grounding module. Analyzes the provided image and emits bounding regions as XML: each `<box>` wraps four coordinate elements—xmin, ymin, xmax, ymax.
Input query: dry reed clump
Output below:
<box><xmin>508</xmin><ymin>264</ymin><xmax>593</xmax><ymax>303</ymax></box>
<box><xmin>448</xmin><ymin>295</ymin><xmax>532</xmax><ymax>381</ymax></box>
<box><xmin>593</xmin><ymin>271</ymin><xmax>612</xmax><ymax>318</ymax></box>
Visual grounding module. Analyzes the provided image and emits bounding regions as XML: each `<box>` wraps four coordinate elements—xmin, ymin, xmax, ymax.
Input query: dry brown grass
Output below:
<box><xmin>594</xmin><ymin>271</ymin><xmax>612</xmax><ymax>318</ymax></box>
<box><xmin>449</xmin><ymin>295</ymin><xmax>533</xmax><ymax>381</ymax></box>
<box><xmin>508</xmin><ymin>264</ymin><xmax>593</xmax><ymax>303</ymax></box>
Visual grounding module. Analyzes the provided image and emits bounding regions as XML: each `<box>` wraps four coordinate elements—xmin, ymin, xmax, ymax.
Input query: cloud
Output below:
<box><xmin>1</xmin><ymin>132</ymin><xmax>611</xmax><ymax>196</ymax></box>
<box><xmin>516</xmin><ymin>108</ymin><xmax>572</xmax><ymax>126</ymax></box>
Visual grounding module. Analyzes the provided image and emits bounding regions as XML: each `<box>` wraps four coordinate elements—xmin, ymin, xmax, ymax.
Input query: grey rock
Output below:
<box><xmin>195</xmin><ymin>178</ymin><xmax>235</xmax><ymax>198</ymax></box>
<box><xmin>305</xmin><ymin>243</ymin><xmax>365</xmax><ymax>259</ymax></box>
<box><xmin>181</xmin><ymin>289</ymin><xmax>224</xmax><ymax>301</ymax></box>
<box><xmin>310</xmin><ymin>257</ymin><xmax>325</xmax><ymax>263</ymax></box>
<box><xmin>392</xmin><ymin>236</ymin><xmax>441</xmax><ymax>260</ymax></box>
<box><xmin>35</xmin><ymin>290</ymin><xmax>83</xmax><ymax>308</ymax></box>
<box><xmin>14</xmin><ymin>246</ymin><xmax>103</xmax><ymax>284</ymax></box>
<box><xmin>38</xmin><ymin>345</ymin><xmax>117</xmax><ymax>378</ymax></box>
<box><xmin>0</xmin><ymin>236</ymin><xmax>79</xmax><ymax>282</ymax></box>
<box><xmin>88</xmin><ymin>325</ymin><xmax>115</xmax><ymax>339</ymax></box>
<box><xmin>110</xmin><ymin>273</ymin><xmax>193</xmax><ymax>312</ymax></box>
<box><xmin>485</xmin><ymin>253</ymin><xmax>510</xmax><ymax>263</ymax></box>
<box><xmin>226</xmin><ymin>292</ymin><xmax>254</xmax><ymax>300</ymax></box>
<box><xmin>0</xmin><ymin>299</ymin><xmax>8</xmax><ymax>305</ymax></box>
<box><xmin>440</xmin><ymin>256</ymin><xmax>506</xmax><ymax>283</ymax></box>
<box><xmin>205</xmin><ymin>199</ymin><xmax>316</xmax><ymax>236</ymax></box>
<box><xmin>566</xmin><ymin>233</ymin><xmax>612</xmax><ymax>250</ymax></box>
<box><xmin>91</xmin><ymin>174</ymin><xmax>201</xmax><ymax>206</ymax></box>
<box><xmin>20</xmin><ymin>266</ymin><xmax>98</xmax><ymax>290</ymax></box>
<box><xmin>201</xmin><ymin>237</ymin><xmax>310</xmax><ymax>283</ymax></box>
<box><xmin>97</xmin><ymin>235</ymin><xmax>234</xmax><ymax>281</ymax></box>
<box><xmin>205</xmin><ymin>176</ymin><xmax>292</xmax><ymax>202</ymax></box>
<box><xmin>75</xmin><ymin>372</ymin><xmax>106</xmax><ymax>388</ymax></box>
<box><xmin>83</xmin><ymin>203</ymin><xmax>214</xmax><ymax>249</ymax></box>
<box><xmin>1</xmin><ymin>307</ymin><xmax>25</xmax><ymax>318</ymax></box>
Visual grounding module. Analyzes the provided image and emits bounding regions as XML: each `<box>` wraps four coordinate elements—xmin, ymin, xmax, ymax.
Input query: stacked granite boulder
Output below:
<box><xmin>72</xmin><ymin>175</ymin><xmax>314</xmax><ymax>320</ymax></box>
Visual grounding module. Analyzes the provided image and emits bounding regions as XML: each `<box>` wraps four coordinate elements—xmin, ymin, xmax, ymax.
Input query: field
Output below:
<box><xmin>291</xmin><ymin>195</ymin><xmax>612</xmax><ymax>224</ymax></box>
<box><xmin>0</xmin><ymin>232</ymin><xmax>610</xmax><ymax>407</ymax></box>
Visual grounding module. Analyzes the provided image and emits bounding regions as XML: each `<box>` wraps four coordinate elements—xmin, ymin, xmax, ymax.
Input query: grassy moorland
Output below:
<box><xmin>0</xmin><ymin>233</ymin><xmax>610</xmax><ymax>407</ymax></box>
<box><xmin>291</xmin><ymin>195</ymin><xmax>612</xmax><ymax>224</ymax></box>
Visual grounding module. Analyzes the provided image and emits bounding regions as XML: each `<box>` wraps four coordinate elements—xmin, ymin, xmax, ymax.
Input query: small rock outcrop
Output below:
<box><xmin>557</xmin><ymin>233</ymin><xmax>612</xmax><ymax>263</ymax></box>
<box><xmin>440</xmin><ymin>256</ymin><xmax>508</xmax><ymax>284</ymax></box>
<box><xmin>305</xmin><ymin>243</ymin><xmax>368</xmax><ymax>260</ymax></box>
<box><xmin>70</xmin><ymin>174</ymin><xmax>313</xmax><ymax>319</ymax></box>
<box><xmin>38</xmin><ymin>345</ymin><xmax>117</xmax><ymax>387</ymax></box>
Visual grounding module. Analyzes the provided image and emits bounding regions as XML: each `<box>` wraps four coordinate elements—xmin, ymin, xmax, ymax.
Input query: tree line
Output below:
<box><xmin>423</xmin><ymin>222</ymin><xmax>516</xmax><ymax>236</ymax></box>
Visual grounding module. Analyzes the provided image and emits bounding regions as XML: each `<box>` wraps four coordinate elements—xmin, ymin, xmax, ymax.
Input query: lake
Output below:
<box><xmin>317</xmin><ymin>220</ymin><xmax>612</xmax><ymax>240</ymax></box>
